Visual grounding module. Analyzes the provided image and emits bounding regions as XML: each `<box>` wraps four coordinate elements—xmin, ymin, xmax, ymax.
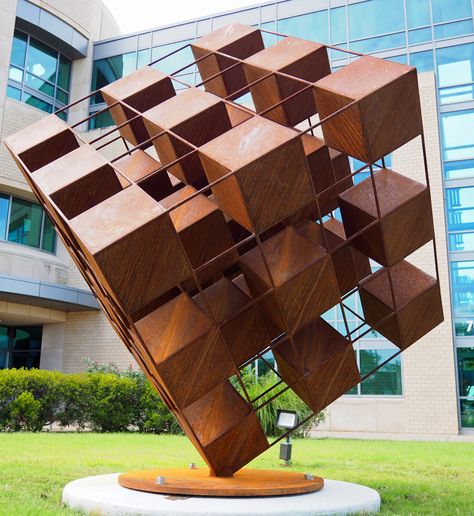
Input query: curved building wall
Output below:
<box><xmin>0</xmin><ymin>0</ymin><xmax>131</xmax><ymax>372</ymax></box>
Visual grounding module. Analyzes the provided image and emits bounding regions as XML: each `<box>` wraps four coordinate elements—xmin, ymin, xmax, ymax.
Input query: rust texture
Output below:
<box><xmin>4</xmin><ymin>23</ymin><xmax>443</xmax><ymax>479</ymax></box>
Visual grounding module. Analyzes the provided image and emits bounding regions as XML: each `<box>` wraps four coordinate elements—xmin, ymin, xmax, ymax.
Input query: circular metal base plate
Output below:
<box><xmin>118</xmin><ymin>468</ymin><xmax>324</xmax><ymax>497</ymax></box>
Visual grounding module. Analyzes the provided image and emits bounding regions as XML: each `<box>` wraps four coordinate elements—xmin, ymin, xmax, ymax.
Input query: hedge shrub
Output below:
<box><xmin>0</xmin><ymin>365</ymin><xmax>324</xmax><ymax>435</ymax></box>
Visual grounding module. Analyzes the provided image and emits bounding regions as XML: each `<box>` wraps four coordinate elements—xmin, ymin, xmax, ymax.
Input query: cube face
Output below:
<box><xmin>314</xmin><ymin>56</ymin><xmax>422</xmax><ymax>162</ymax></box>
<box><xmin>243</xmin><ymin>37</ymin><xmax>331</xmax><ymax>126</ymax></box>
<box><xmin>161</xmin><ymin>186</ymin><xmax>238</xmax><ymax>282</ymax></box>
<box><xmin>339</xmin><ymin>168</ymin><xmax>434</xmax><ymax>267</ymax></box>
<box><xmin>34</xmin><ymin>145</ymin><xmax>123</xmax><ymax>219</ymax></box>
<box><xmin>199</xmin><ymin>116</ymin><xmax>314</xmax><ymax>232</ymax></box>
<box><xmin>297</xmin><ymin>219</ymin><xmax>371</xmax><ymax>295</ymax></box>
<box><xmin>5</xmin><ymin>23</ymin><xmax>443</xmax><ymax>479</ymax></box>
<box><xmin>70</xmin><ymin>186</ymin><xmax>191</xmax><ymax>315</ymax></box>
<box><xmin>142</xmin><ymin>88</ymin><xmax>232</xmax><ymax>185</ymax></box>
<box><xmin>191</xmin><ymin>23</ymin><xmax>264</xmax><ymax>98</ymax></box>
<box><xmin>273</xmin><ymin>318</ymin><xmax>360</xmax><ymax>413</ymax></box>
<box><xmin>240</xmin><ymin>227</ymin><xmax>340</xmax><ymax>333</ymax></box>
<box><xmin>359</xmin><ymin>261</ymin><xmax>444</xmax><ymax>350</ymax></box>
<box><xmin>101</xmin><ymin>66</ymin><xmax>176</xmax><ymax>147</ymax></box>
<box><xmin>5</xmin><ymin>115</ymin><xmax>80</xmax><ymax>173</ymax></box>
<box><xmin>193</xmin><ymin>277</ymin><xmax>271</xmax><ymax>367</ymax></box>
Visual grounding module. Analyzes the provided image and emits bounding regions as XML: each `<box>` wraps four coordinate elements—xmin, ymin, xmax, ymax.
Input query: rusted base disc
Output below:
<box><xmin>119</xmin><ymin>468</ymin><xmax>324</xmax><ymax>497</ymax></box>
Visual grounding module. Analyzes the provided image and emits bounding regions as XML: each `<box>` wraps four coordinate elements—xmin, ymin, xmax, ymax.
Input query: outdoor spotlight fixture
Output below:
<box><xmin>276</xmin><ymin>410</ymin><xmax>299</xmax><ymax>466</ymax></box>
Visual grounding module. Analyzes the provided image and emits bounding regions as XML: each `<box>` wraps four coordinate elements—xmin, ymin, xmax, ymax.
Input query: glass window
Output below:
<box><xmin>88</xmin><ymin>109</ymin><xmax>114</xmax><ymax>130</ymax></box>
<box><xmin>449</xmin><ymin>232</ymin><xmax>474</xmax><ymax>252</ymax></box>
<box><xmin>451</xmin><ymin>261</ymin><xmax>474</xmax><ymax>320</ymax></box>
<box><xmin>0</xmin><ymin>326</ymin><xmax>42</xmax><ymax>370</ymax></box>
<box><xmin>437</xmin><ymin>44</ymin><xmax>474</xmax><ymax>89</ymax></box>
<box><xmin>152</xmin><ymin>40</ymin><xmax>195</xmax><ymax>76</ymax></box>
<box><xmin>360</xmin><ymin>349</ymin><xmax>402</xmax><ymax>395</ymax></box>
<box><xmin>440</xmin><ymin>84</ymin><xmax>474</xmax><ymax>105</ymax></box>
<box><xmin>458</xmin><ymin>347</ymin><xmax>474</xmax><ymax>397</ymax></box>
<box><xmin>349</xmin><ymin>0</ymin><xmax>405</xmax><ymax>40</ymax></box>
<box><xmin>0</xmin><ymin>194</ymin><xmax>9</xmax><ymax>239</ymax></box>
<box><xmin>434</xmin><ymin>20</ymin><xmax>474</xmax><ymax>40</ymax></box>
<box><xmin>278</xmin><ymin>11</ymin><xmax>329</xmax><ymax>44</ymax></box>
<box><xmin>10</xmin><ymin>30</ymin><xmax>27</xmax><ymax>68</ymax></box>
<box><xmin>406</xmin><ymin>0</ymin><xmax>430</xmax><ymax>29</ymax></box>
<box><xmin>261</xmin><ymin>21</ymin><xmax>277</xmax><ymax>47</ymax></box>
<box><xmin>349</xmin><ymin>33</ymin><xmax>405</xmax><ymax>53</ymax></box>
<box><xmin>9</xmin><ymin>65</ymin><xmax>23</xmax><ymax>82</ymax></box>
<box><xmin>41</xmin><ymin>215</ymin><xmax>56</xmax><ymax>253</ymax></box>
<box><xmin>446</xmin><ymin>187</ymin><xmax>474</xmax><ymax>231</ymax></box>
<box><xmin>444</xmin><ymin>159</ymin><xmax>474</xmax><ymax>180</ymax></box>
<box><xmin>8</xmin><ymin>197</ymin><xmax>43</xmax><ymax>248</ymax></box>
<box><xmin>441</xmin><ymin>110</ymin><xmax>474</xmax><ymax>161</ymax></box>
<box><xmin>8</xmin><ymin>30</ymin><xmax>71</xmax><ymax>115</ymax></box>
<box><xmin>408</xmin><ymin>27</ymin><xmax>432</xmax><ymax>45</ymax></box>
<box><xmin>387</xmin><ymin>55</ymin><xmax>408</xmax><ymax>65</ymax></box>
<box><xmin>409</xmin><ymin>50</ymin><xmax>434</xmax><ymax>72</ymax></box>
<box><xmin>431</xmin><ymin>0</ymin><xmax>472</xmax><ymax>24</ymax></box>
<box><xmin>460</xmin><ymin>400</ymin><xmax>474</xmax><ymax>428</ymax></box>
<box><xmin>330</xmin><ymin>7</ymin><xmax>346</xmax><ymax>44</ymax></box>
<box><xmin>91</xmin><ymin>52</ymin><xmax>138</xmax><ymax>104</ymax></box>
<box><xmin>23</xmin><ymin>93</ymin><xmax>53</xmax><ymax>113</ymax></box>
<box><xmin>26</xmin><ymin>36</ymin><xmax>57</xmax><ymax>83</ymax></box>
<box><xmin>58</xmin><ymin>55</ymin><xmax>71</xmax><ymax>91</ymax></box>
<box><xmin>6</xmin><ymin>85</ymin><xmax>21</xmax><ymax>101</ymax></box>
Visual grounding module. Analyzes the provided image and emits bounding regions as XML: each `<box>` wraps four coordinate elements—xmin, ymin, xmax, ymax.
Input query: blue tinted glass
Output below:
<box><xmin>408</xmin><ymin>27</ymin><xmax>432</xmax><ymax>44</ymax></box>
<box><xmin>437</xmin><ymin>44</ymin><xmax>474</xmax><ymax>88</ymax></box>
<box><xmin>8</xmin><ymin>197</ymin><xmax>42</xmax><ymax>248</ymax></box>
<box><xmin>350</xmin><ymin>33</ymin><xmax>405</xmax><ymax>53</ymax></box>
<box><xmin>0</xmin><ymin>195</ymin><xmax>9</xmax><ymax>239</ymax></box>
<box><xmin>432</xmin><ymin>0</ymin><xmax>472</xmax><ymax>24</ymax></box>
<box><xmin>91</xmin><ymin>52</ymin><xmax>137</xmax><ymax>104</ymax></box>
<box><xmin>23</xmin><ymin>93</ymin><xmax>53</xmax><ymax>113</ymax></box>
<box><xmin>386</xmin><ymin>54</ymin><xmax>408</xmax><ymax>64</ymax></box>
<box><xmin>349</xmin><ymin>0</ymin><xmax>405</xmax><ymax>40</ymax></box>
<box><xmin>406</xmin><ymin>0</ymin><xmax>430</xmax><ymax>28</ymax></box>
<box><xmin>88</xmin><ymin>109</ymin><xmax>114</xmax><ymax>130</ymax></box>
<box><xmin>27</xmin><ymin>37</ymin><xmax>57</xmax><ymax>83</ymax></box>
<box><xmin>152</xmin><ymin>40</ymin><xmax>194</xmax><ymax>75</ymax></box>
<box><xmin>360</xmin><ymin>350</ymin><xmax>402</xmax><ymax>395</ymax></box>
<box><xmin>58</xmin><ymin>55</ymin><xmax>71</xmax><ymax>91</ymax></box>
<box><xmin>137</xmin><ymin>48</ymin><xmax>151</xmax><ymax>68</ymax></box>
<box><xmin>25</xmin><ymin>73</ymin><xmax>54</xmax><ymax>96</ymax></box>
<box><xmin>6</xmin><ymin>85</ymin><xmax>21</xmax><ymax>101</ymax></box>
<box><xmin>441</xmin><ymin>110</ymin><xmax>474</xmax><ymax>160</ymax></box>
<box><xmin>261</xmin><ymin>21</ymin><xmax>277</xmax><ymax>47</ymax></box>
<box><xmin>9</xmin><ymin>65</ymin><xmax>23</xmax><ymax>82</ymax></box>
<box><xmin>434</xmin><ymin>20</ymin><xmax>474</xmax><ymax>40</ymax></box>
<box><xmin>444</xmin><ymin>159</ymin><xmax>474</xmax><ymax>180</ymax></box>
<box><xmin>451</xmin><ymin>261</ymin><xmax>474</xmax><ymax>317</ymax></box>
<box><xmin>41</xmin><ymin>215</ymin><xmax>56</xmax><ymax>253</ymax></box>
<box><xmin>11</xmin><ymin>30</ymin><xmax>27</xmax><ymax>68</ymax></box>
<box><xmin>446</xmin><ymin>187</ymin><xmax>474</xmax><ymax>231</ymax></box>
<box><xmin>449</xmin><ymin>232</ymin><xmax>474</xmax><ymax>252</ymax></box>
<box><xmin>440</xmin><ymin>84</ymin><xmax>474</xmax><ymax>105</ymax></box>
<box><xmin>409</xmin><ymin>50</ymin><xmax>434</xmax><ymax>72</ymax></box>
<box><xmin>278</xmin><ymin>11</ymin><xmax>329</xmax><ymax>44</ymax></box>
<box><xmin>458</xmin><ymin>347</ymin><xmax>474</xmax><ymax>398</ymax></box>
<box><xmin>330</xmin><ymin>7</ymin><xmax>346</xmax><ymax>44</ymax></box>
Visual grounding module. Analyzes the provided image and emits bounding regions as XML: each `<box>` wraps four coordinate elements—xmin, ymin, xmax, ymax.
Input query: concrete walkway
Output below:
<box><xmin>310</xmin><ymin>431</ymin><xmax>474</xmax><ymax>442</ymax></box>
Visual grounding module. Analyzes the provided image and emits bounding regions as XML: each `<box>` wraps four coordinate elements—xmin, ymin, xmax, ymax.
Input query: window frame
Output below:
<box><xmin>0</xmin><ymin>192</ymin><xmax>57</xmax><ymax>254</ymax></box>
<box><xmin>0</xmin><ymin>325</ymin><xmax>42</xmax><ymax>370</ymax></box>
<box><xmin>7</xmin><ymin>28</ymin><xmax>71</xmax><ymax>118</ymax></box>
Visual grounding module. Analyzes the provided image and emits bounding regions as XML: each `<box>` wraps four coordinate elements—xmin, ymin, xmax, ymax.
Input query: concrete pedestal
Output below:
<box><xmin>62</xmin><ymin>473</ymin><xmax>381</xmax><ymax>515</ymax></box>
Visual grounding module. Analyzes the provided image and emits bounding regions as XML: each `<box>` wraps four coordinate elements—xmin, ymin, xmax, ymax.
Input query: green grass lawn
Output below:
<box><xmin>0</xmin><ymin>433</ymin><xmax>472</xmax><ymax>515</ymax></box>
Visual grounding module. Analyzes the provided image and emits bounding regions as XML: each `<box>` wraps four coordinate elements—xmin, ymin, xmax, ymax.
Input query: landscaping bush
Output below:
<box><xmin>0</xmin><ymin>365</ymin><xmax>324</xmax><ymax>435</ymax></box>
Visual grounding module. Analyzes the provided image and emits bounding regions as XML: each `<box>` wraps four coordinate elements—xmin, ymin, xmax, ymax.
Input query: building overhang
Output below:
<box><xmin>16</xmin><ymin>0</ymin><xmax>89</xmax><ymax>60</ymax></box>
<box><xmin>0</xmin><ymin>275</ymin><xmax>99</xmax><ymax>312</ymax></box>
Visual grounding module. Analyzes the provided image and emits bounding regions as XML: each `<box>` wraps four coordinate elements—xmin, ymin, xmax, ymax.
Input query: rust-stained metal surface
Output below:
<box><xmin>4</xmin><ymin>23</ymin><xmax>443</xmax><ymax>481</ymax></box>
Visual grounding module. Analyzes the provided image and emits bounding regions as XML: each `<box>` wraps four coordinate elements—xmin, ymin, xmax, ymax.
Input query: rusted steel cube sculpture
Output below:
<box><xmin>4</xmin><ymin>24</ymin><xmax>443</xmax><ymax>481</ymax></box>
